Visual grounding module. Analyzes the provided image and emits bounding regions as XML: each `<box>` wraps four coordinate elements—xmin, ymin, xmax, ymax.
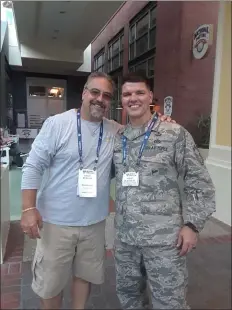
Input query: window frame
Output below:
<box><xmin>129</xmin><ymin>3</ymin><xmax>157</xmax><ymax>61</ymax></box>
<box><xmin>107</xmin><ymin>72</ymin><xmax>123</xmax><ymax>123</ymax></box>
<box><xmin>93</xmin><ymin>49</ymin><xmax>105</xmax><ymax>72</ymax></box>
<box><xmin>107</xmin><ymin>31</ymin><xmax>124</xmax><ymax>73</ymax></box>
<box><xmin>129</xmin><ymin>56</ymin><xmax>154</xmax><ymax>79</ymax></box>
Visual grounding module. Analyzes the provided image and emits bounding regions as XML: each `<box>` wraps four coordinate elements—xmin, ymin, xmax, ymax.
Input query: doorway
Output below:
<box><xmin>26</xmin><ymin>78</ymin><xmax>67</xmax><ymax>129</ymax></box>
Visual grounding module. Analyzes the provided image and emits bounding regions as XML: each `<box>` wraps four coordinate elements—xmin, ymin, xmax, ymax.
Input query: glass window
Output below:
<box><xmin>108</xmin><ymin>46</ymin><xmax>112</xmax><ymax>60</ymax></box>
<box><xmin>108</xmin><ymin>60</ymin><xmax>112</xmax><ymax>72</ymax></box>
<box><xmin>98</xmin><ymin>54</ymin><xmax>104</xmax><ymax>67</ymax></box>
<box><xmin>136</xmin><ymin>34</ymin><xmax>148</xmax><ymax>57</ymax></box>
<box><xmin>135</xmin><ymin>61</ymin><xmax>147</xmax><ymax>74</ymax></box>
<box><xmin>129</xmin><ymin>4</ymin><xmax>156</xmax><ymax>60</ymax></box>
<box><xmin>112</xmin><ymin>56</ymin><xmax>120</xmax><ymax>70</ymax></box>
<box><xmin>148</xmin><ymin>58</ymin><xmax>154</xmax><ymax>77</ymax></box>
<box><xmin>29</xmin><ymin>86</ymin><xmax>46</xmax><ymax>97</ymax></box>
<box><xmin>48</xmin><ymin>87</ymin><xmax>64</xmax><ymax>98</ymax></box>
<box><xmin>129</xmin><ymin>43</ymin><xmax>135</xmax><ymax>60</ymax></box>
<box><xmin>108</xmin><ymin>32</ymin><xmax>124</xmax><ymax>72</ymax></box>
<box><xmin>120</xmin><ymin>35</ymin><xmax>124</xmax><ymax>50</ymax></box>
<box><xmin>94</xmin><ymin>51</ymin><xmax>105</xmax><ymax>72</ymax></box>
<box><xmin>148</xmin><ymin>77</ymin><xmax>154</xmax><ymax>91</ymax></box>
<box><xmin>120</xmin><ymin>51</ymin><xmax>123</xmax><ymax>66</ymax></box>
<box><xmin>112</xmin><ymin>40</ymin><xmax>120</xmax><ymax>57</ymax></box>
<box><xmin>136</xmin><ymin>14</ymin><xmax>148</xmax><ymax>38</ymax></box>
<box><xmin>149</xmin><ymin>28</ymin><xmax>156</xmax><ymax>48</ymax></box>
<box><xmin>150</xmin><ymin>8</ymin><xmax>156</xmax><ymax>28</ymax></box>
<box><xmin>108</xmin><ymin>74</ymin><xmax>122</xmax><ymax>123</ymax></box>
<box><xmin>130</xmin><ymin>25</ymin><xmax>135</xmax><ymax>43</ymax></box>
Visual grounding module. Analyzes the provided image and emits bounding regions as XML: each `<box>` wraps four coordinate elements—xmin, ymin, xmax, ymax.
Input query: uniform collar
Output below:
<box><xmin>120</xmin><ymin>115</ymin><xmax>161</xmax><ymax>141</ymax></box>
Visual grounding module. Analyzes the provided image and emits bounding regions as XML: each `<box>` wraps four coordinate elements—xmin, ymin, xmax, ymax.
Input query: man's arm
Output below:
<box><xmin>21</xmin><ymin>117</ymin><xmax>58</xmax><ymax>193</ymax></box>
<box><xmin>175</xmin><ymin>128</ymin><xmax>216</xmax><ymax>232</ymax></box>
<box><xmin>21</xmin><ymin>117</ymin><xmax>58</xmax><ymax>238</ymax></box>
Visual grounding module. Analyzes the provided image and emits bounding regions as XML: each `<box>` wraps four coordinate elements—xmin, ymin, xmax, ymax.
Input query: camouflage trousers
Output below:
<box><xmin>114</xmin><ymin>240</ymin><xmax>190</xmax><ymax>309</ymax></box>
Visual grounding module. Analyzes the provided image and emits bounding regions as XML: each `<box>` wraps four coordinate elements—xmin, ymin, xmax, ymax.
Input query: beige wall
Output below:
<box><xmin>216</xmin><ymin>3</ymin><xmax>231</xmax><ymax>147</ymax></box>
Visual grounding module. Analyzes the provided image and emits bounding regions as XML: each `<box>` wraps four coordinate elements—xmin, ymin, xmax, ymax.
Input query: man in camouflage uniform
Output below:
<box><xmin>113</xmin><ymin>73</ymin><xmax>216</xmax><ymax>309</ymax></box>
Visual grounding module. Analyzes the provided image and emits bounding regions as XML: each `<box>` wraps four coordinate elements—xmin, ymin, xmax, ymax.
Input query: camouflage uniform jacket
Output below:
<box><xmin>113</xmin><ymin>118</ymin><xmax>216</xmax><ymax>247</ymax></box>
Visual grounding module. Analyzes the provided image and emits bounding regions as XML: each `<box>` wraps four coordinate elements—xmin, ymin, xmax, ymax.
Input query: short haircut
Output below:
<box><xmin>84</xmin><ymin>72</ymin><xmax>115</xmax><ymax>92</ymax></box>
<box><xmin>122</xmin><ymin>71</ymin><xmax>151</xmax><ymax>90</ymax></box>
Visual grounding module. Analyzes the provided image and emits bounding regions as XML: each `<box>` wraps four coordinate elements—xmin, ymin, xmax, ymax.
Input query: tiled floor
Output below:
<box><xmin>1</xmin><ymin>221</ymin><xmax>231</xmax><ymax>309</ymax></box>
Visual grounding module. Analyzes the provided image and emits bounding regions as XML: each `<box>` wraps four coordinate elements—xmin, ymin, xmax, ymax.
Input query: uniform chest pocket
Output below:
<box><xmin>141</xmin><ymin>150</ymin><xmax>171</xmax><ymax>165</ymax></box>
<box><xmin>140</xmin><ymin>148</ymin><xmax>172</xmax><ymax>180</ymax></box>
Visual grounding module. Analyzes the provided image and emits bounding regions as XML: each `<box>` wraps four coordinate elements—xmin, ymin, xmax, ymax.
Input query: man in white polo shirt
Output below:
<box><xmin>20</xmin><ymin>72</ymin><xmax>171</xmax><ymax>309</ymax></box>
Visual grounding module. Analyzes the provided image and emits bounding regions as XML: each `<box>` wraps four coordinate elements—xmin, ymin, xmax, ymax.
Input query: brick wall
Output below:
<box><xmin>154</xmin><ymin>1</ymin><xmax>219</xmax><ymax>140</ymax></box>
<box><xmin>91</xmin><ymin>1</ymin><xmax>219</xmax><ymax>140</ymax></box>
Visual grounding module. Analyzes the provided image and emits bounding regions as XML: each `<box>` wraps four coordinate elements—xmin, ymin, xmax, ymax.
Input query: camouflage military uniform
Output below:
<box><xmin>113</xmin><ymin>118</ymin><xmax>215</xmax><ymax>309</ymax></box>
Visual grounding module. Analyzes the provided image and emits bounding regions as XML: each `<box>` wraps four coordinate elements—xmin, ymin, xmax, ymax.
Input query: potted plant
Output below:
<box><xmin>197</xmin><ymin>114</ymin><xmax>211</xmax><ymax>160</ymax></box>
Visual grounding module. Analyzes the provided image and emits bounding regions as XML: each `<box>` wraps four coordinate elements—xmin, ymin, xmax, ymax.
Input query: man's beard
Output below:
<box><xmin>89</xmin><ymin>100</ymin><xmax>105</xmax><ymax>120</ymax></box>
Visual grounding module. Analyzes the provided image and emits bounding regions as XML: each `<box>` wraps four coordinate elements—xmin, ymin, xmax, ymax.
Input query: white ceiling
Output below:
<box><xmin>13</xmin><ymin>1</ymin><xmax>124</xmax><ymax>49</ymax></box>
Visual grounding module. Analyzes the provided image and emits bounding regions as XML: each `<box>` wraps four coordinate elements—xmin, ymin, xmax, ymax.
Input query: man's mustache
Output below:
<box><xmin>90</xmin><ymin>100</ymin><xmax>105</xmax><ymax>109</ymax></box>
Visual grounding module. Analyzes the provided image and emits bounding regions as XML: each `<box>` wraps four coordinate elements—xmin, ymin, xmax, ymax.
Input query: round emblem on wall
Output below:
<box><xmin>193</xmin><ymin>24</ymin><xmax>213</xmax><ymax>59</ymax></box>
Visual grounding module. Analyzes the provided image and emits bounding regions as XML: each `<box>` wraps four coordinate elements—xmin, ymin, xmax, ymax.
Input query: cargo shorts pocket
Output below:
<box><xmin>32</xmin><ymin>251</ymin><xmax>44</xmax><ymax>289</ymax></box>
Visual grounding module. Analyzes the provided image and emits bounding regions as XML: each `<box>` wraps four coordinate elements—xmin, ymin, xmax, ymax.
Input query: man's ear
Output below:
<box><xmin>82</xmin><ymin>89</ymin><xmax>87</xmax><ymax>101</ymax></box>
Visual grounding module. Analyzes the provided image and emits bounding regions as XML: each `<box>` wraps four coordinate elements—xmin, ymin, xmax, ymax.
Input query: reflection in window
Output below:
<box><xmin>108</xmin><ymin>74</ymin><xmax>122</xmax><ymax>123</ymax></box>
<box><xmin>129</xmin><ymin>3</ymin><xmax>157</xmax><ymax>60</ymax></box>
<box><xmin>29</xmin><ymin>86</ymin><xmax>46</xmax><ymax>97</ymax></box>
<box><xmin>149</xmin><ymin>28</ymin><xmax>156</xmax><ymax>48</ymax></box>
<box><xmin>120</xmin><ymin>35</ymin><xmax>124</xmax><ymax>49</ymax></box>
<box><xmin>112</xmin><ymin>40</ymin><xmax>120</xmax><ymax>57</ymax></box>
<box><xmin>94</xmin><ymin>50</ymin><xmax>105</xmax><ymax>72</ymax></box>
<box><xmin>48</xmin><ymin>87</ymin><xmax>64</xmax><ymax>98</ymax></box>
<box><xmin>135</xmin><ymin>61</ymin><xmax>147</xmax><ymax>73</ymax></box>
<box><xmin>136</xmin><ymin>35</ymin><xmax>148</xmax><ymax>57</ymax></box>
<box><xmin>136</xmin><ymin>14</ymin><xmax>148</xmax><ymax>38</ymax></box>
<box><xmin>150</xmin><ymin>8</ymin><xmax>156</xmax><ymax>28</ymax></box>
<box><xmin>130</xmin><ymin>26</ymin><xmax>135</xmax><ymax>43</ymax></box>
<box><xmin>112</xmin><ymin>56</ymin><xmax>120</xmax><ymax>70</ymax></box>
<box><xmin>130</xmin><ymin>43</ymin><xmax>135</xmax><ymax>60</ymax></box>
<box><xmin>108</xmin><ymin>32</ymin><xmax>124</xmax><ymax>73</ymax></box>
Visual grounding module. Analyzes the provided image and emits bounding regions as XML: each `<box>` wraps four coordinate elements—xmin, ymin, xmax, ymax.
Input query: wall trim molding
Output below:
<box><xmin>209</xmin><ymin>2</ymin><xmax>224</xmax><ymax>146</ymax></box>
<box><xmin>206</xmin><ymin>144</ymin><xmax>231</xmax><ymax>169</ymax></box>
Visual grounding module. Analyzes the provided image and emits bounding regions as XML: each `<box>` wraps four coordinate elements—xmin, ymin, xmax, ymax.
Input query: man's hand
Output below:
<box><xmin>177</xmin><ymin>226</ymin><xmax>198</xmax><ymax>256</ymax></box>
<box><xmin>158</xmin><ymin>112</ymin><xmax>176</xmax><ymax>123</ymax></box>
<box><xmin>20</xmin><ymin>208</ymin><xmax>43</xmax><ymax>239</ymax></box>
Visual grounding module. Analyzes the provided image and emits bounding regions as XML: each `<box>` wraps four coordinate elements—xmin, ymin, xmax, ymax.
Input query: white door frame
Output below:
<box><xmin>26</xmin><ymin>77</ymin><xmax>67</xmax><ymax>127</ymax></box>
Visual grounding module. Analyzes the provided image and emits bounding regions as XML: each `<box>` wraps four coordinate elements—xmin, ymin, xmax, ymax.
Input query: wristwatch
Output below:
<box><xmin>184</xmin><ymin>222</ymin><xmax>199</xmax><ymax>233</ymax></box>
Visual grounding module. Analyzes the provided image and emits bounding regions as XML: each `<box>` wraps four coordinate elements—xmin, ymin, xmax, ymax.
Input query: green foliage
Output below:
<box><xmin>197</xmin><ymin>115</ymin><xmax>211</xmax><ymax>148</ymax></box>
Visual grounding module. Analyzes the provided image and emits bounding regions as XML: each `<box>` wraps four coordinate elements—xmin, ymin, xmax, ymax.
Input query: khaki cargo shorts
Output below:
<box><xmin>31</xmin><ymin>220</ymin><xmax>106</xmax><ymax>299</ymax></box>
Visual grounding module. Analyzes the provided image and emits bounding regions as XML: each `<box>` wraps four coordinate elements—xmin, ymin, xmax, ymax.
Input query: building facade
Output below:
<box><xmin>91</xmin><ymin>1</ymin><xmax>219</xmax><ymax>144</ymax></box>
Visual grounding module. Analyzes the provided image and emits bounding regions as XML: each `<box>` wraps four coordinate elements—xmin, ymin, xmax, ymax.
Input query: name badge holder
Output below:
<box><xmin>121</xmin><ymin>113</ymin><xmax>159</xmax><ymax>187</ymax></box>
<box><xmin>76</xmin><ymin>110</ymin><xmax>103</xmax><ymax>197</ymax></box>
